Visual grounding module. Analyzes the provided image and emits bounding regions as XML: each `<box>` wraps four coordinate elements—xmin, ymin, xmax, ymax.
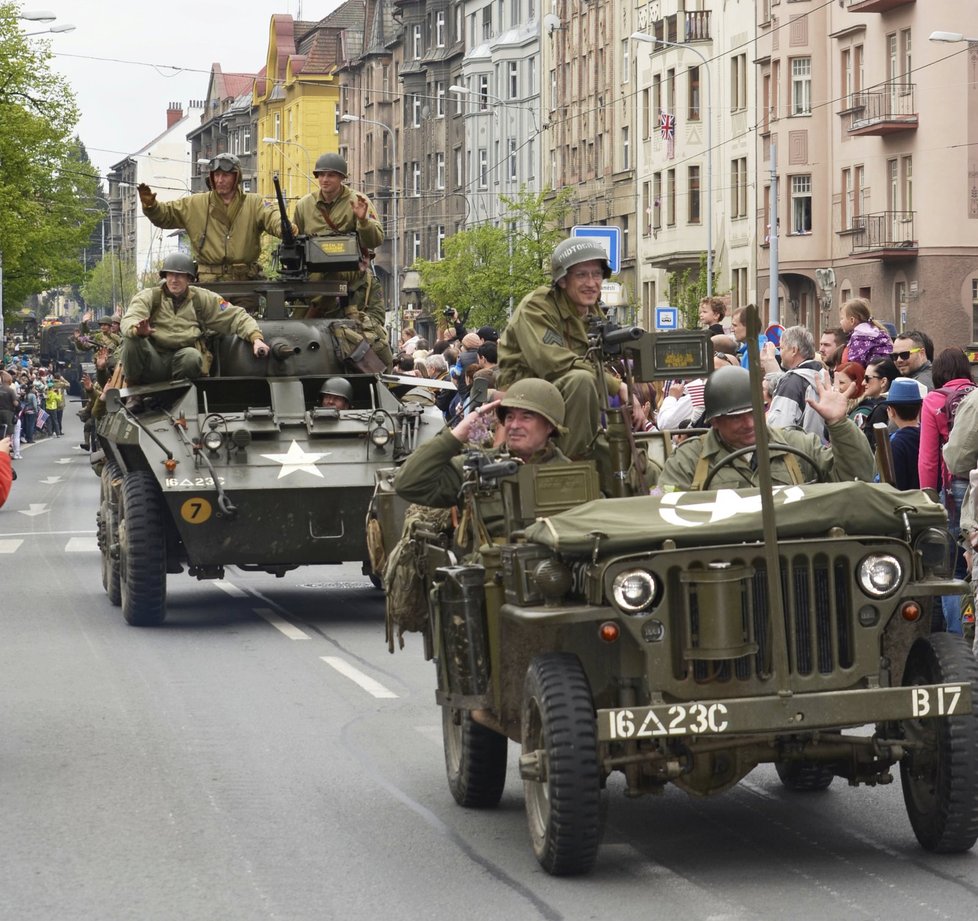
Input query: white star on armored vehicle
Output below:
<box><xmin>260</xmin><ymin>440</ymin><xmax>330</xmax><ymax>479</ymax></box>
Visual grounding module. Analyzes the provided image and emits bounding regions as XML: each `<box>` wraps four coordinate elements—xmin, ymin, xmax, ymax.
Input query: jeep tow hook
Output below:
<box><xmin>519</xmin><ymin>749</ymin><xmax>548</xmax><ymax>783</ymax></box>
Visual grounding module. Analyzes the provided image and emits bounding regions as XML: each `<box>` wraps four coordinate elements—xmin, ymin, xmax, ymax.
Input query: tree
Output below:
<box><xmin>0</xmin><ymin>3</ymin><xmax>101</xmax><ymax>326</ymax></box>
<box><xmin>414</xmin><ymin>187</ymin><xmax>575</xmax><ymax>331</ymax></box>
<box><xmin>80</xmin><ymin>254</ymin><xmax>137</xmax><ymax>313</ymax></box>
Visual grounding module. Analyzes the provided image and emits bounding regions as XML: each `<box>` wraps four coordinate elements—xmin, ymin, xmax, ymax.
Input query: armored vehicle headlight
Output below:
<box><xmin>857</xmin><ymin>553</ymin><xmax>903</xmax><ymax>598</ymax></box>
<box><xmin>203</xmin><ymin>430</ymin><xmax>224</xmax><ymax>452</ymax></box>
<box><xmin>611</xmin><ymin>570</ymin><xmax>657</xmax><ymax>613</ymax></box>
<box><xmin>370</xmin><ymin>425</ymin><xmax>391</xmax><ymax>447</ymax></box>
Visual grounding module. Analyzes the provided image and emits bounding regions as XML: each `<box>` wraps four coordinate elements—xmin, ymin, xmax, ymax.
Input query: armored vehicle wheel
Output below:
<box><xmin>521</xmin><ymin>653</ymin><xmax>601</xmax><ymax>876</ymax></box>
<box><xmin>775</xmin><ymin>760</ymin><xmax>835</xmax><ymax>792</ymax></box>
<box><xmin>442</xmin><ymin>707</ymin><xmax>507</xmax><ymax>808</ymax></box>
<box><xmin>98</xmin><ymin>462</ymin><xmax>122</xmax><ymax>607</ymax></box>
<box><xmin>702</xmin><ymin>443</ymin><xmax>825</xmax><ymax>490</ymax></box>
<box><xmin>119</xmin><ymin>471</ymin><xmax>168</xmax><ymax>627</ymax></box>
<box><xmin>900</xmin><ymin>633</ymin><xmax>978</xmax><ymax>853</ymax></box>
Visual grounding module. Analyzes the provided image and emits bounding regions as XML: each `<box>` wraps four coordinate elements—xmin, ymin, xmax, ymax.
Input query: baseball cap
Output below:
<box><xmin>476</xmin><ymin>325</ymin><xmax>499</xmax><ymax>342</ymax></box>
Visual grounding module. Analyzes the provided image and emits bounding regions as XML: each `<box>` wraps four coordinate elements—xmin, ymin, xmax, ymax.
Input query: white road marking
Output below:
<box><xmin>39</xmin><ymin>476</ymin><xmax>64</xmax><ymax>485</ymax></box>
<box><xmin>212</xmin><ymin>579</ymin><xmax>248</xmax><ymax>597</ymax></box>
<box><xmin>17</xmin><ymin>503</ymin><xmax>49</xmax><ymax>517</ymax></box>
<box><xmin>65</xmin><ymin>537</ymin><xmax>99</xmax><ymax>552</ymax></box>
<box><xmin>321</xmin><ymin>656</ymin><xmax>398</xmax><ymax>699</ymax></box>
<box><xmin>0</xmin><ymin>539</ymin><xmax>24</xmax><ymax>554</ymax></box>
<box><xmin>255</xmin><ymin>607</ymin><xmax>310</xmax><ymax>640</ymax></box>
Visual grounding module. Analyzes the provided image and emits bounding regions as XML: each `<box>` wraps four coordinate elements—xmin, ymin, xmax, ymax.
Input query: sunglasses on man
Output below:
<box><xmin>889</xmin><ymin>347</ymin><xmax>923</xmax><ymax>362</ymax></box>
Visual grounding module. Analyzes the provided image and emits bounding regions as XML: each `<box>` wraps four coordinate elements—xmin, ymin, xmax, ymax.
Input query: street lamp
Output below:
<box><xmin>23</xmin><ymin>23</ymin><xmax>76</xmax><ymax>36</ymax></box>
<box><xmin>339</xmin><ymin>114</ymin><xmax>399</xmax><ymax>330</ymax></box>
<box><xmin>631</xmin><ymin>31</ymin><xmax>713</xmax><ymax>297</ymax></box>
<box><xmin>262</xmin><ymin>137</ymin><xmax>314</xmax><ymax>191</ymax></box>
<box><xmin>929</xmin><ymin>31</ymin><xmax>978</xmax><ymax>44</ymax></box>
<box><xmin>19</xmin><ymin>10</ymin><xmax>56</xmax><ymax>21</ymax></box>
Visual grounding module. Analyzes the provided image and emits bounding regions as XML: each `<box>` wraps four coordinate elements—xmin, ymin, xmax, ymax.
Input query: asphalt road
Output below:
<box><xmin>2</xmin><ymin>415</ymin><xmax>977</xmax><ymax>921</ymax></box>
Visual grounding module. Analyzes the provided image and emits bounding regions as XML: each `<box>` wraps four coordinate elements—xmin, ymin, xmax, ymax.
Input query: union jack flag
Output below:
<box><xmin>659</xmin><ymin>112</ymin><xmax>676</xmax><ymax>140</ymax></box>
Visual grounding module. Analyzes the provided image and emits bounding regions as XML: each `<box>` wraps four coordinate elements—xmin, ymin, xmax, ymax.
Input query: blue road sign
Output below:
<box><xmin>655</xmin><ymin>306</ymin><xmax>679</xmax><ymax>331</ymax></box>
<box><xmin>571</xmin><ymin>225</ymin><xmax>621</xmax><ymax>275</ymax></box>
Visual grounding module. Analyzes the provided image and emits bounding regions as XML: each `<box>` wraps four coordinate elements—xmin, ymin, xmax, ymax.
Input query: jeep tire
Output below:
<box><xmin>442</xmin><ymin>706</ymin><xmax>507</xmax><ymax>808</ymax></box>
<box><xmin>119</xmin><ymin>471</ymin><xmax>168</xmax><ymax>627</ymax></box>
<box><xmin>521</xmin><ymin>653</ymin><xmax>601</xmax><ymax>876</ymax></box>
<box><xmin>900</xmin><ymin>633</ymin><xmax>978</xmax><ymax>853</ymax></box>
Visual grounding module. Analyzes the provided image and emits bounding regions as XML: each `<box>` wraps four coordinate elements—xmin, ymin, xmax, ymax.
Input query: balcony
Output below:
<box><xmin>850</xmin><ymin>211</ymin><xmax>918</xmax><ymax>260</ymax></box>
<box><xmin>648</xmin><ymin>12</ymin><xmax>711</xmax><ymax>45</ymax></box>
<box><xmin>846</xmin><ymin>0</ymin><xmax>914</xmax><ymax>12</ymax></box>
<box><xmin>847</xmin><ymin>82</ymin><xmax>918</xmax><ymax>136</ymax></box>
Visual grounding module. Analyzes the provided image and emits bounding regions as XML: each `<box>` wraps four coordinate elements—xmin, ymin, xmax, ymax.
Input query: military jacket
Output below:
<box><xmin>143</xmin><ymin>189</ymin><xmax>282</xmax><ymax>268</ymax></box>
<box><xmin>658</xmin><ymin>419</ymin><xmax>876</xmax><ymax>491</ymax></box>
<box><xmin>121</xmin><ymin>285</ymin><xmax>263</xmax><ymax>351</ymax></box>
<box><xmin>496</xmin><ymin>285</ymin><xmax>618</xmax><ymax>393</ymax></box>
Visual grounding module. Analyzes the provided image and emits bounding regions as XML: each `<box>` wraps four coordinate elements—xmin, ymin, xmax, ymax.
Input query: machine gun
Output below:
<box><xmin>272</xmin><ymin>173</ymin><xmax>361</xmax><ymax>280</ymax></box>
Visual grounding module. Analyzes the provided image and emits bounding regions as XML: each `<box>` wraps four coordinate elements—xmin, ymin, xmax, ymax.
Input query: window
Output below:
<box><xmin>652</xmin><ymin>171</ymin><xmax>662</xmax><ymax>230</ymax></box>
<box><xmin>732</xmin><ymin>267</ymin><xmax>748</xmax><ymax>310</ymax></box>
<box><xmin>436</xmin><ymin>225</ymin><xmax>446</xmax><ymax>259</ymax></box>
<box><xmin>841</xmin><ymin>167</ymin><xmax>852</xmax><ymax>229</ymax></box>
<box><xmin>478</xmin><ymin>74</ymin><xmax>490</xmax><ymax>111</ymax></box>
<box><xmin>688</xmin><ymin>165</ymin><xmax>701</xmax><ymax>223</ymax></box>
<box><xmin>527</xmin><ymin>138</ymin><xmax>535</xmax><ymax>181</ymax></box>
<box><xmin>478</xmin><ymin>148</ymin><xmax>488</xmax><ymax>188</ymax></box>
<box><xmin>241</xmin><ymin>126</ymin><xmax>250</xmax><ymax>153</ymax></box>
<box><xmin>454</xmin><ymin>147</ymin><xmax>462</xmax><ymax>188</ymax></box>
<box><xmin>508</xmin><ymin>61</ymin><xmax>518</xmax><ymax>99</ymax></box>
<box><xmin>455</xmin><ymin>3</ymin><xmax>463</xmax><ymax>44</ymax></box>
<box><xmin>622</xmin><ymin>125</ymin><xmax>630</xmax><ymax>171</ymax></box>
<box><xmin>482</xmin><ymin>5</ymin><xmax>492</xmax><ymax>41</ymax></box>
<box><xmin>666</xmin><ymin>68</ymin><xmax>675</xmax><ymax>114</ymax></box>
<box><xmin>642</xmin><ymin>180</ymin><xmax>652</xmax><ymax>235</ymax></box>
<box><xmin>652</xmin><ymin>73</ymin><xmax>661</xmax><ymax>119</ymax></box>
<box><xmin>507</xmin><ymin>138</ymin><xmax>517</xmax><ymax>181</ymax></box>
<box><xmin>436</xmin><ymin>152</ymin><xmax>445</xmax><ymax>189</ymax></box>
<box><xmin>528</xmin><ymin>58</ymin><xmax>536</xmax><ymax>95</ymax></box>
<box><xmin>412</xmin><ymin>232</ymin><xmax>421</xmax><ymax>262</ymax></box>
<box><xmin>731</xmin><ymin>54</ymin><xmax>747</xmax><ymax>112</ymax></box>
<box><xmin>688</xmin><ymin>66</ymin><xmax>700</xmax><ymax>121</ymax></box>
<box><xmin>412</xmin><ymin>94</ymin><xmax>422</xmax><ymax>127</ymax></box>
<box><xmin>791</xmin><ymin>58</ymin><xmax>811</xmax><ymax>115</ymax></box>
<box><xmin>791</xmin><ymin>175</ymin><xmax>812</xmax><ymax>233</ymax></box>
<box><xmin>436</xmin><ymin>10</ymin><xmax>445</xmax><ymax>47</ymax></box>
<box><xmin>436</xmin><ymin>81</ymin><xmax>446</xmax><ymax>117</ymax></box>
<box><xmin>413</xmin><ymin>24</ymin><xmax>422</xmax><ymax>60</ymax></box>
<box><xmin>666</xmin><ymin>168</ymin><xmax>676</xmax><ymax>226</ymax></box>
<box><xmin>902</xmin><ymin>155</ymin><xmax>913</xmax><ymax>212</ymax></box>
<box><xmin>731</xmin><ymin>157</ymin><xmax>747</xmax><ymax>218</ymax></box>
<box><xmin>510</xmin><ymin>0</ymin><xmax>520</xmax><ymax>28</ymax></box>
<box><xmin>771</xmin><ymin>60</ymin><xmax>781</xmax><ymax>121</ymax></box>
<box><xmin>841</xmin><ymin>48</ymin><xmax>853</xmax><ymax>107</ymax></box>
<box><xmin>411</xmin><ymin>161</ymin><xmax>421</xmax><ymax>197</ymax></box>
<box><xmin>853</xmin><ymin>164</ymin><xmax>864</xmax><ymax>222</ymax></box>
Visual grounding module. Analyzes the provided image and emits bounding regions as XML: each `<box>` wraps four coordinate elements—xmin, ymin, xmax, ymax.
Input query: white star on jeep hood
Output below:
<box><xmin>260</xmin><ymin>440</ymin><xmax>330</xmax><ymax>479</ymax></box>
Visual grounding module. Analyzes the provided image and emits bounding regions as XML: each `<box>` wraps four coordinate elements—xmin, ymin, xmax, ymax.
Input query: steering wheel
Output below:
<box><xmin>701</xmin><ymin>442</ymin><xmax>825</xmax><ymax>490</ymax></box>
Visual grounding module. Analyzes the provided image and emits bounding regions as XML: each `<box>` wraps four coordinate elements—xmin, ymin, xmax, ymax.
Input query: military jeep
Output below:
<box><xmin>393</xmin><ymin>320</ymin><xmax>978</xmax><ymax>877</ymax></box>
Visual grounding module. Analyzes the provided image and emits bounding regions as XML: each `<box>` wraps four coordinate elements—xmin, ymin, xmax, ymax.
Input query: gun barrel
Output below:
<box><xmin>603</xmin><ymin>326</ymin><xmax>644</xmax><ymax>346</ymax></box>
<box><xmin>273</xmin><ymin>175</ymin><xmax>296</xmax><ymax>247</ymax></box>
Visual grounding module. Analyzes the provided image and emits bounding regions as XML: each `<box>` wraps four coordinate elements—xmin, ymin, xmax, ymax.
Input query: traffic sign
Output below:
<box><xmin>654</xmin><ymin>306</ymin><xmax>679</xmax><ymax>331</ymax></box>
<box><xmin>571</xmin><ymin>225</ymin><xmax>621</xmax><ymax>275</ymax></box>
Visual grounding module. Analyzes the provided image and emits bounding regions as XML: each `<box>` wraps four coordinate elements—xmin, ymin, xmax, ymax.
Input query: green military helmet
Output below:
<box><xmin>702</xmin><ymin>365</ymin><xmax>753</xmax><ymax>422</ymax></box>
<box><xmin>97</xmin><ymin>315</ymin><xmax>115</xmax><ymax>326</ymax></box>
<box><xmin>313</xmin><ymin>152</ymin><xmax>348</xmax><ymax>178</ymax></box>
<box><xmin>320</xmin><ymin>376</ymin><xmax>353</xmax><ymax>403</ymax></box>
<box><xmin>550</xmin><ymin>238</ymin><xmax>612</xmax><ymax>284</ymax></box>
<box><xmin>159</xmin><ymin>253</ymin><xmax>198</xmax><ymax>280</ymax></box>
<box><xmin>110</xmin><ymin>313</ymin><xmax>122</xmax><ymax>324</ymax></box>
<box><xmin>497</xmin><ymin>378</ymin><xmax>567</xmax><ymax>437</ymax></box>
<box><xmin>208</xmin><ymin>152</ymin><xmax>241</xmax><ymax>174</ymax></box>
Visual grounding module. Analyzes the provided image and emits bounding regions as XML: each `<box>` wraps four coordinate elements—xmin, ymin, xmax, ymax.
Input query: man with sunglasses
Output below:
<box><xmin>137</xmin><ymin>154</ymin><xmax>291</xmax><ymax>284</ymax></box>
<box><xmin>891</xmin><ymin>331</ymin><xmax>934</xmax><ymax>391</ymax></box>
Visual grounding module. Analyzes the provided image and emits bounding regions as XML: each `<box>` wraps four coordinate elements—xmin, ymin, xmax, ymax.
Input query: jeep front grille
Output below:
<box><xmin>685</xmin><ymin>553</ymin><xmax>854</xmax><ymax>684</ymax></box>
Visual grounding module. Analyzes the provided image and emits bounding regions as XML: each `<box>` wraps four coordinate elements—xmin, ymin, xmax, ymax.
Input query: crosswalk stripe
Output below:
<box><xmin>65</xmin><ymin>537</ymin><xmax>99</xmax><ymax>552</ymax></box>
<box><xmin>0</xmin><ymin>539</ymin><xmax>24</xmax><ymax>554</ymax></box>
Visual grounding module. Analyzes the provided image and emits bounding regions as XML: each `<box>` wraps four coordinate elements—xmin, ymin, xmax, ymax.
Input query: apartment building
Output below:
<box><xmin>757</xmin><ymin>0</ymin><xmax>978</xmax><ymax>348</ymax></box>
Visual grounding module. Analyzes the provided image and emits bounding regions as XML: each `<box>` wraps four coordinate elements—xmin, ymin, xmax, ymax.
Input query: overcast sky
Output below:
<box><xmin>36</xmin><ymin>1</ymin><xmax>342</xmax><ymax>180</ymax></box>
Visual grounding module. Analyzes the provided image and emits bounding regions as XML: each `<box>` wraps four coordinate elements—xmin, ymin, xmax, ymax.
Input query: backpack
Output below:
<box><xmin>936</xmin><ymin>384</ymin><xmax>976</xmax><ymax>438</ymax></box>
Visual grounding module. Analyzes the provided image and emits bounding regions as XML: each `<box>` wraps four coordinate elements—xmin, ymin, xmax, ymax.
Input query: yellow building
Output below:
<box><xmin>255</xmin><ymin>4</ymin><xmax>366</xmax><ymax>210</ymax></box>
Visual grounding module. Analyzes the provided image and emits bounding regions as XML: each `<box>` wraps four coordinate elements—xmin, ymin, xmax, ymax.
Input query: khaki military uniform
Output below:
<box><xmin>659</xmin><ymin>419</ymin><xmax>876</xmax><ymax>491</ymax></box>
<box><xmin>120</xmin><ymin>284</ymin><xmax>263</xmax><ymax>385</ymax></box>
<box><xmin>497</xmin><ymin>284</ymin><xmax>619</xmax><ymax>463</ymax></box>
<box><xmin>142</xmin><ymin>189</ymin><xmax>282</xmax><ymax>281</ymax></box>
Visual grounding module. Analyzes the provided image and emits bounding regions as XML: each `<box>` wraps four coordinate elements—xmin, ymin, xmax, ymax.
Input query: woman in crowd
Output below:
<box><xmin>918</xmin><ymin>347</ymin><xmax>975</xmax><ymax>634</ymax></box>
<box><xmin>833</xmin><ymin>361</ymin><xmax>869</xmax><ymax>427</ymax></box>
<box><xmin>860</xmin><ymin>356</ymin><xmax>901</xmax><ymax>445</ymax></box>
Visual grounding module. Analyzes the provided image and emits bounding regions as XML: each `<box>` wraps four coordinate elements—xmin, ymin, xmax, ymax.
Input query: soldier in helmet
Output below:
<box><xmin>291</xmin><ymin>154</ymin><xmax>389</xmax><ymax>357</ymax></box>
<box><xmin>497</xmin><ymin>237</ymin><xmax>626</xmax><ymax>471</ymax></box>
<box><xmin>658</xmin><ymin>365</ymin><xmax>875</xmax><ymax>490</ymax></box>
<box><xmin>319</xmin><ymin>376</ymin><xmax>353</xmax><ymax>411</ymax></box>
<box><xmin>119</xmin><ymin>253</ymin><xmax>270</xmax><ymax>399</ymax></box>
<box><xmin>137</xmin><ymin>153</ymin><xmax>292</xmax><ymax>283</ymax></box>
<box><xmin>395</xmin><ymin>378</ymin><xmax>570</xmax><ymax>512</ymax></box>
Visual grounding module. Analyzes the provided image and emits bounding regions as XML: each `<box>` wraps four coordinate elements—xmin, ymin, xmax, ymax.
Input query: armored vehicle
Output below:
<box><xmin>94</xmin><ymin>227</ymin><xmax>445</xmax><ymax>627</ymax></box>
<box><xmin>384</xmin><ymin>314</ymin><xmax>978</xmax><ymax>876</ymax></box>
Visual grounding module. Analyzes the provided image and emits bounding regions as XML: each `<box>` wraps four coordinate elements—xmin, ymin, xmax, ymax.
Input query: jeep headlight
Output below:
<box><xmin>857</xmin><ymin>553</ymin><xmax>903</xmax><ymax>598</ymax></box>
<box><xmin>611</xmin><ymin>570</ymin><xmax>657</xmax><ymax>614</ymax></box>
<box><xmin>914</xmin><ymin>527</ymin><xmax>955</xmax><ymax>579</ymax></box>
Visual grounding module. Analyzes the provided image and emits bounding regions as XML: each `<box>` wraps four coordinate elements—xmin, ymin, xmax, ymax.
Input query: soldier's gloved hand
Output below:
<box><xmin>137</xmin><ymin>183</ymin><xmax>157</xmax><ymax>209</ymax></box>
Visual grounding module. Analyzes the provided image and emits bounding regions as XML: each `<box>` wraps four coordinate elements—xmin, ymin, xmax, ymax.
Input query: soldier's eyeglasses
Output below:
<box><xmin>889</xmin><ymin>348</ymin><xmax>923</xmax><ymax>361</ymax></box>
<box><xmin>568</xmin><ymin>269</ymin><xmax>605</xmax><ymax>281</ymax></box>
